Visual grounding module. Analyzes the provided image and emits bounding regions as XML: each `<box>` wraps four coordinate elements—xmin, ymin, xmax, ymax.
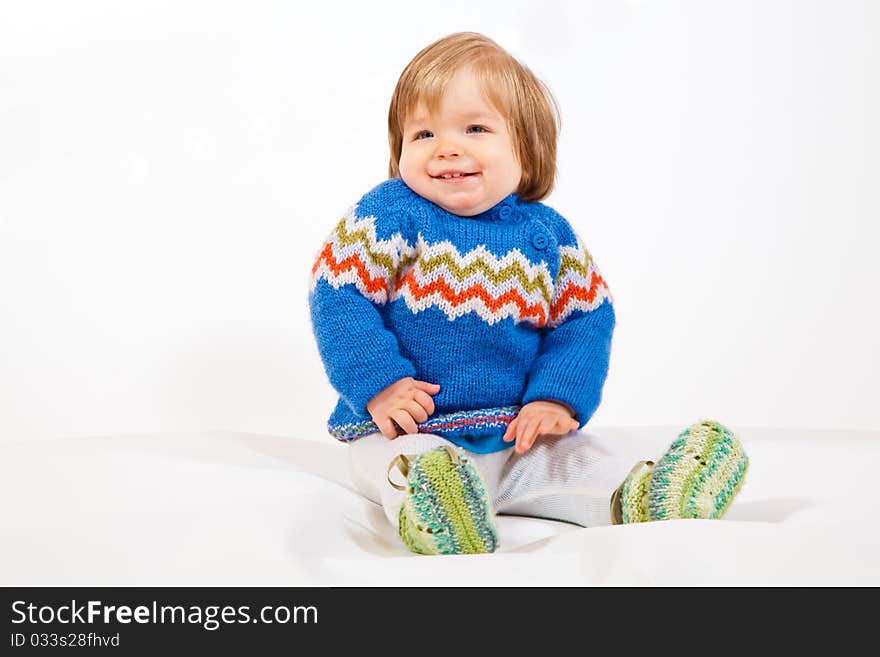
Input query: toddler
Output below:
<box><xmin>308</xmin><ymin>32</ymin><xmax>748</xmax><ymax>555</ymax></box>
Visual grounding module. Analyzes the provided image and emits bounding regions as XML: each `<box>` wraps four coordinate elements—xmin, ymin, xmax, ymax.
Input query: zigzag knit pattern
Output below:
<box><xmin>619</xmin><ymin>420</ymin><xmax>749</xmax><ymax>523</ymax></box>
<box><xmin>552</xmin><ymin>243</ymin><xmax>611</xmax><ymax>327</ymax></box>
<box><xmin>308</xmin><ymin>178</ymin><xmax>616</xmax><ymax>453</ymax></box>
<box><xmin>394</xmin><ymin>238</ymin><xmax>554</xmax><ymax>327</ymax></box>
<box><xmin>311</xmin><ymin>212</ymin><xmax>611</xmax><ymax>328</ymax></box>
<box><xmin>397</xmin><ymin>446</ymin><xmax>498</xmax><ymax>555</ymax></box>
<box><xmin>310</xmin><ymin>209</ymin><xmax>417</xmax><ymax>305</ymax></box>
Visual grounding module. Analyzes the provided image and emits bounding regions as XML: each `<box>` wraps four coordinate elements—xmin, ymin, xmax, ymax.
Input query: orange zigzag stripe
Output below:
<box><xmin>395</xmin><ymin>271</ymin><xmax>548</xmax><ymax>326</ymax></box>
<box><xmin>549</xmin><ymin>272</ymin><xmax>609</xmax><ymax>322</ymax></box>
<box><xmin>312</xmin><ymin>243</ymin><xmax>389</xmax><ymax>295</ymax></box>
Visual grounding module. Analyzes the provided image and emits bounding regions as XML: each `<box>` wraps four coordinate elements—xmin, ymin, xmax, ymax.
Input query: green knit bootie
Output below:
<box><xmin>389</xmin><ymin>446</ymin><xmax>498</xmax><ymax>555</ymax></box>
<box><xmin>615</xmin><ymin>420</ymin><xmax>749</xmax><ymax>524</ymax></box>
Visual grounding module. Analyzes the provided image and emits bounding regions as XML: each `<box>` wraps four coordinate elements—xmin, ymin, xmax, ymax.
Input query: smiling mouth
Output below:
<box><xmin>432</xmin><ymin>172</ymin><xmax>480</xmax><ymax>180</ymax></box>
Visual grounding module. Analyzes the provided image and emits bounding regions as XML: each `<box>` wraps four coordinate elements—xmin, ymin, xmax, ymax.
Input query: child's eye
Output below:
<box><xmin>414</xmin><ymin>130</ymin><xmax>433</xmax><ymax>140</ymax></box>
<box><xmin>467</xmin><ymin>125</ymin><xmax>489</xmax><ymax>134</ymax></box>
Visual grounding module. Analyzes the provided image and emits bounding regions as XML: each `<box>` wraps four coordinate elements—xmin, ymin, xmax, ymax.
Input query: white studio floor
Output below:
<box><xmin>1</xmin><ymin>426</ymin><xmax>878</xmax><ymax>586</ymax></box>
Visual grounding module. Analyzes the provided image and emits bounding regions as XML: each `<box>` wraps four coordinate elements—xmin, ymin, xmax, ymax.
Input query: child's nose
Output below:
<box><xmin>434</xmin><ymin>138</ymin><xmax>461</xmax><ymax>158</ymax></box>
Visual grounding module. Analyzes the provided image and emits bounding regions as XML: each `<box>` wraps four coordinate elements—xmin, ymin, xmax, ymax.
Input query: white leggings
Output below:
<box><xmin>349</xmin><ymin>430</ymin><xmax>647</xmax><ymax>528</ymax></box>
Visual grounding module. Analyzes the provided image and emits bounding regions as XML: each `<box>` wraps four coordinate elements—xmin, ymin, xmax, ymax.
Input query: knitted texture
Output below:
<box><xmin>619</xmin><ymin>420</ymin><xmax>749</xmax><ymax>523</ymax></box>
<box><xmin>397</xmin><ymin>446</ymin><xmax>498</xmax><ymax>555</ymax></box>
<box><xmin>309</xmin><ymin>178</ymin><xmax>615</xmax><ymax>453</ymax></box>
<box><xmin>619</xmin><ymin>461</ymin><xmax>654</xmax><ymax>524</ymax></box>
<box><xmin>330</xmin><ymin>405</ymin><xmax>520</xmax><ymax>441</ymax></box>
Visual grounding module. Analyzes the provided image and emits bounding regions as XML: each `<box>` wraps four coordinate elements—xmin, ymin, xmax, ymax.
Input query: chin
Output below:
<box><xmin>438</xmin><ymin>198</ymin><xmax>484</xmax><ymax>217</ymax></box>
<box><xmin>407</xmin><ymin>178</ymin><xmax>488</xmax><ymax>216</ymax></box>
<box><xmin>432</xmin><ymin>190</ymin><xmax>488</xmax><ymax>216</ymax></box>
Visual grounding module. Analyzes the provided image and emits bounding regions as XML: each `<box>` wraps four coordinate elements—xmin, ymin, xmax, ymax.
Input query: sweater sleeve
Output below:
<box><xmin>521</xmin><ymin>215</ymin><xmax>615</xmax><ymax>429</ymax></box>
<box><xmin>308</xmin><ymin>183</ymin><xmax>419</xmax><ymax>418</ymax></box>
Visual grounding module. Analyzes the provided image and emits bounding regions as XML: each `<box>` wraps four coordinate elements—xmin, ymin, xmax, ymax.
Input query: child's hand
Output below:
<box><xmin>366</xmin><ymin>377</ymin><xmax>441</xmax><ymax>440</ymax></box>
<box><xmin>503</xmin><ymin>400</ymin><xmax>579</xmax><ymax>455</ymax></box>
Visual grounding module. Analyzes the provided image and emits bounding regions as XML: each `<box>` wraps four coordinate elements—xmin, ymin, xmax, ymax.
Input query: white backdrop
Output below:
<box><xmin>1</xmin><ymin>0</ymin><xmax>877</xmax><ymax>443</ymax></box>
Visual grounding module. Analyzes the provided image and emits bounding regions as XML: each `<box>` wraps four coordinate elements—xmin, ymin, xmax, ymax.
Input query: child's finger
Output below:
<box><xmin>539</xmin><ymin>416</ymin><xmax>557</xmax><ymax>437</ymax></box>
<box><xmin>515</xmin><ymin>415</ymin><xmax>533</xmax><ymax>443</ymax></box>
<box><xmin>503</xmin><ymin>417</ymin><xmax>519</xmax><ymax>442</ymax></box>
<box><xmin>391</xmin><ymin>409</ymin><xmax>419</xmax><ymax>436</ymax></box>
<box><xmin>552</xmin><ymin>416</ymin><xmax>572</xmax><ymax>435</ymax></box>
<box><xmin>414</xmin><ymin>380</ymin><xmax>441</xmax><ymax>394</ymax></box>
<box><xmin>527</xmin><ymin>417</ymin><xmax>554</xmax><ymax>446</ymax></box>
<box><xmin>518</xmin><ymin>428</ymin><xmax>539</xmax><ymax>453</ymax></box>
<box><xmin>516</xmin><ymin>417</ymin><xmax>539</xmax><ymax>453</ymax></box>
<box><xmin>377</xmin><ymin>417</ymin><xmax>398</xmax><ymax>440</ymax></box>
<box><xmin>405</xmin><ymin>399</ymin><xmax>429</xmax><ymax>423</ymax></box>
<box><xmin>413</xmin><ymin>389</ymin><xmax>436</xmax><ymax>416</ymax></box>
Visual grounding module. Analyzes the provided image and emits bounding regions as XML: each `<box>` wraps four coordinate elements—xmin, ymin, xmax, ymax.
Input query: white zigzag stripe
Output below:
<box><xmin>395</xmin><ymin>285</ymin><xmax>545</xmax><ymax>326</ymax></box>
<box><xmin>551</xmin><ymin>283</ymin><xmax>611</xmax><ymax>324</ymax></box>
<box><xmin>311</xmin><ymin>214</ymin><xmax>612</xmax><ymax>323</ymax></box>
<box><xmin>543</xmin><ymin>239</ymin><xmax>611</xmax><ymax>326</ymax></box>
<box><xmin>553</xmin><ymin>267</ymin><xmax>595</xmax><ymax>291</ymax></box>
<box><xmin>560</xmin><ymin>244</ymin><xmax>584</xmax><ymax>257</ymax></box>
<box><xmin>341</xmin><ymin>207</ymin><xmax>416</xmax><ymax>266</ymax></box>
<box><xmin>402</xmin><ymin>261</ymin><xmax>550</xmax><ymax>302</ymax></box>
<box><xmin>310</xmin><ymin>264</ymin><xmax>387</xmax><ymax>304</ymax></box>
<box><xmin>389</xmin><ymin>236</ymin><xmax>554</xmax><ymax>324</ymax></box>
<box><xmin>310</xmin><ymin>238</ymin><xmax>391</xmax><ymax>303</ymax></box>
<box><xmin>550</xmin><ymin>262</ymin><xmax>612</xmax><ymax>326</ymax></box>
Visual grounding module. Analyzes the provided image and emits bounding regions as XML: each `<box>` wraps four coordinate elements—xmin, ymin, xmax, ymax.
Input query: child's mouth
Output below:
<box><xmin>432</xmin><ymin>172</ymin><xmax>480</xmax><ymax>183</ymax></box>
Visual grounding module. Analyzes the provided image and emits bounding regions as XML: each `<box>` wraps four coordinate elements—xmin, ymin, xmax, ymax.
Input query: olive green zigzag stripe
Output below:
<box><xmin>416</xmin><ymin>252</ymin><xmax>552</xmax><ymax>303</ymax></box>
<box><xmin>332</xmin><ymin>216</ymin><xmax>417</xmax><ymax>275</ymax></box>
<box><xmin>334</xmin><ymin>216</ymin><xmax>600</xmax><ymax>299</ymax></box>
<box><xmin>558</xmin><ymin>252</ymin><xmax>596</xmax><ymax>280</ymax></box>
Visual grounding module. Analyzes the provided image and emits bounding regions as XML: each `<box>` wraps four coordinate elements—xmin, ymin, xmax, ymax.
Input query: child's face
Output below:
<box><xmin>399</xmin><ymin>67</ymin><xmax>522</xmax><ymax>217</ymax></box>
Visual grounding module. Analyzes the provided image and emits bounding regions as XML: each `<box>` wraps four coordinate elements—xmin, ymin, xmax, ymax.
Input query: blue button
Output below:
<box><xmin>499</xmin><ymin>205</ymin><xmax>513</xmax><ymax>220</ymax></box>
<box><xmin>532</xmin><ymin>231</ymin><xmax>549</xmax><ymax>250</ymax></box>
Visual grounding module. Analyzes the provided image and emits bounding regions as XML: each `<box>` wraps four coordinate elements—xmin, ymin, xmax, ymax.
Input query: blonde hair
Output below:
<box><xmin>388</xmin><ymin>32</ymin><xmax>561</xmax><ymax>203</ymax></box>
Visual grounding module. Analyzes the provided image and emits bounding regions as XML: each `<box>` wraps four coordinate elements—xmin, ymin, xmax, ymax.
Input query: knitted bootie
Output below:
<box><xmin>614</xmin><ymin>420</ymin><xmax>749</xmax><ymax>524</ymax></box>
<box><xmin>388</xmin><ymin>446</ymin><xmax>498</xmax><ymax>555</ymax></box>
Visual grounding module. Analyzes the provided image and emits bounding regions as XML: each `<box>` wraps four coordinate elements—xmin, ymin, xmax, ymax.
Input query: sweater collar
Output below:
<box><xmin>428</xmin><ymin>193</ymin><xmax>524</xmax><ymax>224</ymax></box>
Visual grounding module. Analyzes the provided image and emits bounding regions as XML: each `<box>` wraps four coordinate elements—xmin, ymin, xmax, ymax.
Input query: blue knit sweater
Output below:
<box><xmin>308</xmin><ymin>178</ymin><xmax>615</xmax><ymax>453</ymax></box>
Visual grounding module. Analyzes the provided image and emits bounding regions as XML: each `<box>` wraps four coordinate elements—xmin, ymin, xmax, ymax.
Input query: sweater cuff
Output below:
<box><xmin>521</xmin><ymin>379</ymin><xmax>602</xmax><ymax>430</ymax></box>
